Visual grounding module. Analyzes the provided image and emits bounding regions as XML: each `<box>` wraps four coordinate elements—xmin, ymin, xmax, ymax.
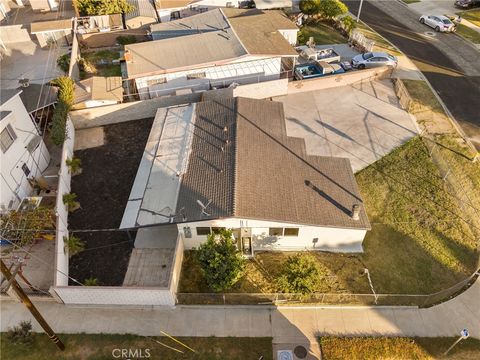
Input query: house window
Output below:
<box><xmin>22</xmin><ymin>163</ymin><xmax>31</xmax><ymax>177</ymax></box>
<box><xmin>284</xmin><ymin>228</ymin><xmax>299</xmax><ymax>237</ymax></box>
<box><xmin>212</xmin><ymin>227</ymin><xmax>226</xmax><ymax>234</ymax></box>
<box><xmin>269</xmin><ymin>227</ymin><xmax>300</xmax><ymax>237</ymax></box>
<box><xmin>187</xmin><ymin>72</ymin><xmax>206</xmax><ymax>80</ymax></box>
<box><xmin>0</xmin><ymin>124</ymin><xmax>17</xmax><ymax>153</ymax></box>
<box><xmin>196</xmin><ymin>227</ymin><xmax>211</xmax><ymax>236</ymax></box>
<box><xmin>269</xmin><ymin>228</ymin><xmax>283</xmax><ymax>236</ymax></box>
<box><xmin>146</xmin><ymin>78</ymin><xmax>167</xmax><ymax>86</ymax></box>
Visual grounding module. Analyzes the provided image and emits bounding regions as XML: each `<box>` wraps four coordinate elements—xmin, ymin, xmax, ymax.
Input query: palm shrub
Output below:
<box><xmin>84</xmin><ymin>277</ymin><xmax>99</xmax><ymax>286</ymax></box>
<box><xmin>66</xmin><ymin>157</ymin><xmax>82</xmax><ymax>175</ymax></box>
<box><xmin>63</xmin><ymin>193</ymin><xmax>80</xmax><ymax>212</ymax></box>
<box><xmin>64</xmin><ymin>235</ymin><xmax>85</xmax><ymax>257</ymax></box>
<box><xmin>341</xmin><ymin>15</ymin><xmax>356</xmax><ymax>35</ymax></box>
<box><xmin>277</xmin><ymin>253</ymin><xmax>323</xmax><ymax>295</ymax></box>
<box><xmin>6</xmin><ymin>321</ymin><xmax>33</xmax><ymax>344</ymax></box>
<box><xmin>196</xmin><ymin>229</ymin><xmax>246</xmax><ymax>292</ymax></box>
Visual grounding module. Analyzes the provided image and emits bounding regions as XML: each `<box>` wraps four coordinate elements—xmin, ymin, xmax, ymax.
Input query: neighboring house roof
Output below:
<box><xmin>19</xmin><ymin>84</ymin><xmax>58</xmax><ymax>113</ymax></box>
<box><xmin>128</xmin><ymin>8</ymin><xmax>297</xmax><ymax>78</ymax></box>
<box><xmin>222</xmin><ymin>8</ymin><xmax>298</xmax><ymax>56</ymax></box>
<box><xmin>74</xmin><ymin>77</ymin><xmax>123</xmax><ymax>105</ymax></box>
<box><xmin>175</xmin><ymin>98</ymin><xmax>370</xmax><ymax>230</ymax></box>
<box><xmin>0</xmin><ymin>89</ymin><xmax>21</xmax><ymax>106</ymax></box>
<box><xmin>155</xmin><ymin>0</ymin><xmax>197</xmax><ymax>9</ymax></box>
<box><xmin>253</xmin><ymin>0</ymin><xmax>293</xmax><ymax>9</ymax></box>
<box><xmin>150</xmin><ymin>7</ymin><xmax>227</xmax><ymax>40</ymax></box>
<box><xmin>125</xmin><ymin>24</ymin><xmax>246</xmax><ymax>77</ymax></box>
<box><xmin>30</xmin><ymin>19</ymin><xmax>72</xmax><ymax>34</ymax></box>
<box><xmin>126</xmin><ymin>0</ymin><xmax>158</xmax><ymax>20</ymax></box>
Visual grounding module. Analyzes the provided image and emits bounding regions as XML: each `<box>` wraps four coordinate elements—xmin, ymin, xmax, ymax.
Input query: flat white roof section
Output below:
<box><xmin>120</xmin><ymin>104</ymin><xmax>196</xmax><ymax>229</ymax></box>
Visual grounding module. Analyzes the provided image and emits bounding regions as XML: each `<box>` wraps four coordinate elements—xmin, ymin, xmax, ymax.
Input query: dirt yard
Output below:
<box><xmin>68</xmin><ymin>118</ymin><xmax>153</xmax><ymax>286</ymax></box>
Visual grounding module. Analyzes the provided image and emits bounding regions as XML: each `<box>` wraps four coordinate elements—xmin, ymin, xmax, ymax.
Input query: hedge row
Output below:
<box><xmin>49</xmin><ymin>76</ymin><xmax>75</xmax><ymax>146</ymax></box>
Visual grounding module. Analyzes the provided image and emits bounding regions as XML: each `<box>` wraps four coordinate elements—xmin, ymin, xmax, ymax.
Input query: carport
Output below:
<box><xmin>30</xmin><ymin>19</ymin><xmax>73</xmax><ymax>48</ymax></box>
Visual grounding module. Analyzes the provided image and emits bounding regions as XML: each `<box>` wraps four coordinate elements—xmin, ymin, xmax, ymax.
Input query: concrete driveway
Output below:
<box><xmin>276</xmin><ymin>79</ymin><xmax>418</xmax><ymax>172</ymax></box>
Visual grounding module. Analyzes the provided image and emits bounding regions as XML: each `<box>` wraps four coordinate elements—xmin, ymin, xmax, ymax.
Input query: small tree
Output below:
<box><xmin>76</xmin><ymin>0</ymin><xmax>135</xmax><ymax>16</ymax></box>
<box><xmin>63</xmin><ymin>193</ymin><xmax>80</xmax><ymax>212</ymax></box>
<box><xmin>277</xmin><ymin>253</ymin><xmax>323</xmax><ymax>295</ymax></box>
<box><xmin>57</xmin><ymin>54</ymin><xmax>70</xmax><ymax>73</ymax></box>
<box><xmin>318</xmin><ymin>0</ymin><xmax>348</xmax><ymax>19</ymax></box>
<box><xmin>299</xmin><ymin>0</ymin><xmax>320</xmax><ymax>16</ymax></box>
<box><xmin>64</xmin><ymin>235</ymin><xmax>85</xmax><ymax>257</ymax></box>
<box><xmin>196</xmin><ymin>229</ymin><xmax>245</xmax><ymax>292</ymax></box>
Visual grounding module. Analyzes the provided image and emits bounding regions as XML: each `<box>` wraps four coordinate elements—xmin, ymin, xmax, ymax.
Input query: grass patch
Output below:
<box><xmin>298</xmin><ymin>22</ymin><xmax>347</xmax><ymax>45</ymax></box>
<box><xmin>457</xmin><ymin>9</ymin><xmax>480</xmax><ymax>27</ymax></box>
<box><xmin>320</xmin><ymin>337</ymin><xmax>480</xmax><ymax>360</ymax></box>
<box><xmin>0</xmin><ymin>333</ymin><xmax>272</xmax><ymax>360</ymax></box>
<box><xmin>402</xmin><ymin>0</ymin><xmax>420</xmax><ymax>3</ymax></box>
<box><xmin>80</xmin><ymin>50</ymin><xmax>121</xmax><ymax>79</ymax></box>
<box><xmin>455</xmin><ymin>23</ymin><xmax>480</xmax><ymax>43</ymax></box>
<box><xmin>402</xmin><ymin>79</ymin><xmax>446</xmax><ymax>115</ymax></box>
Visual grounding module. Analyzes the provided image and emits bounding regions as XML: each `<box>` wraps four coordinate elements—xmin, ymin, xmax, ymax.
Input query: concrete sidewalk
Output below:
<box><xmin>1</xmin><ymin>280</ymin><xmax>479</xmax><ymax>341</ymax></box>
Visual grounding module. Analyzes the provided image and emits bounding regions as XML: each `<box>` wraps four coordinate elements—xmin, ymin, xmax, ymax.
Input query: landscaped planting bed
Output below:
<box><xmin>68</xmin><ymin>118</ymin><xmax>153</xmax><ymax>285</ymax></box>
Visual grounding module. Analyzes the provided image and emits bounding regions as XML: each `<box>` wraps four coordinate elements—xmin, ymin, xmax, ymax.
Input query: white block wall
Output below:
<box><xmin>178</xmin><ymin>218</ymin><xmax>367</xmax><ymax>252</ymax></box>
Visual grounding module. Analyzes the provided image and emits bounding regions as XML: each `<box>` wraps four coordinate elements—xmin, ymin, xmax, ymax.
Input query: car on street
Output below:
<box><xmin>454</xmin><ymin>0</ymin><xmax>480</xmax><ymax>9</ymax></box>
<box><xmin>419</xmin><ymin>15</ymin><xmax>456</xmax><ymax>32</ymax></box>
<box><xmin>351</xmin><ymin>52</ymin><xmax>398</xmax><ymax>69</ymax></box>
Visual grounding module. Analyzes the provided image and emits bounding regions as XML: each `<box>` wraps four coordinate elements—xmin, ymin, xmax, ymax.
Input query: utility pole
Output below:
<box><xmin>0</xmin><ymin>260</ymin><xmax>65</xmax><ymax>351</ymax></box>
<box><xmin>357</xmin><ymin>0</ymin><xmax>364</xmax><ymax>22</ymax></box>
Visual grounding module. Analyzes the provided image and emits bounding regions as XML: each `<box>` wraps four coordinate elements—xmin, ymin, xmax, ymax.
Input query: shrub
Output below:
<box><xmin>76</xmin><ymin>0</ymin><xmax>135</xmax><ymax>16</ymax></box>
<box><xmin>277</xmin><ymin>253</ymin><xmax>323</xmax><ymax>295</ymax></box>
<box><xmin>341</xmin><ymin>15</ymin><xmax>356</xmax><ymax>35</ymax></box>
<box><xmin>6</xmin><ymin>321</ymin><xmax>33</xmax><ymax>344</ymax></box>
<box><xmin>196</xmin><ymin>229</ymin><xmax>246</xmax><ymax>292</ymax></box>
<box><xmin>300</xmin><ymin>0</ymin><xmax>320</xmax><ymax>16</ymax></box>
<box><xmin>66</xmin><ymin>157</ymin><xmax>82</xmax><ymax>175</ymax></box>
<box><xmin>84</xmin><ymin>277</ymin><xmax>99</xmax><ymax>286</ymax></box>
<box><xmin>50</xmin><ymin>76</ymin><xmax>75</xmax><ymax>107</ymax></box>
<box><xmin>49</xmin><ymin>101</ymin><xmax>69</xmax><ymax>146</ymax></box>
<box><xmin>64</xmin><ymin>235</ymin><xmax>85</xmax><ymax>257</ymax></box>
<box><xmin>318</xmin><ymin>0</ymin><xmax>348</xmax><ymax>19</ymax></box>
<box><xmin>57</xmin><ymin>53</ymin><xmax>70</xmax><ymax>73</ymax></box>
<box><xmin>63</xmin><ymin>193</ymin><xmax>80</xmax><ymax>212</ymax></box>
<box><xmin>117</xmin><ymin>35</ymin><xmax>137</xmax><ymax>45</ymax></box>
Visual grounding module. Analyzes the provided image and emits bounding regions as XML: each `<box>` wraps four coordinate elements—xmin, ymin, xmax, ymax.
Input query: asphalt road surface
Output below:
<box><xmin>346</xmin><ymin>0</ymin><xmax>480</xmax><ymax>150</ymax></box>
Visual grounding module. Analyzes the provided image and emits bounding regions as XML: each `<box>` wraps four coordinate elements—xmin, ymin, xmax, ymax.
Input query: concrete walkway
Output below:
<box><xmin>1</xmin><ymin>280</ymin><xmax>479</xmax><ymax>341</ymax></box>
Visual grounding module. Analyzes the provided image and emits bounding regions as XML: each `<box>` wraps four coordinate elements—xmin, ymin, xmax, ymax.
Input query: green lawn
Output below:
<box><xmin>457</xmin><ymin>9</ymin><xmax>480</xmax><ymax>27</ymax></box>
<box><xmin>402</xmin><ymin>0</ymin><xmax>421</xmax><ymax>4</ymax></box>
<box><xmin>320</xmin><ymin>337</ymin><xmax>480</xmax><ymax>360</ymax></box>
<box><xmin>0</xmin><ymin>334</ymin><xmax>272</xmax><ymax>360</ymax></box>
<box><xmin>298</xmin><ymin>22</ymin><xmax>347</xmax><ymax>45</ymax></box>
<box><xmin>456</xmin><ymin>23</ymin><xmax>480</xmax><ymax>44</ymax></box>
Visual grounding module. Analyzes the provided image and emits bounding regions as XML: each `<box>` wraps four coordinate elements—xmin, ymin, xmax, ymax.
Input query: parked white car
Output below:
<box><xmin>351</xmin><ymin>52</ymin><xmax>398</xmax><ymax>69</ymax></box>
<box><xmin>419</xmin><ymin>15</ymin><xmax>456</xmax><ymax>32</ymax></box>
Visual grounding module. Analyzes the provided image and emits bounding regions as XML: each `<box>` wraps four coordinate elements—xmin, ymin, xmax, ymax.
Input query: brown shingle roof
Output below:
<box><xmin>74</xmin><ymin>77</ymin><xmax>123</xmax><ymax>105</ymax></box>
<box><xmin>30</xmin><ymin>19</ymin><xmax>72</xmax><ymax>33</ymax></box>
<box><xmin>222</xmin><ymin>8</ymin><xmax>298</xmax><ymax>56</ymax></box>
<box><xmin>175</xmin><ymin>98</ymin><xmax>370</xmax><ymax>230</ymax></box>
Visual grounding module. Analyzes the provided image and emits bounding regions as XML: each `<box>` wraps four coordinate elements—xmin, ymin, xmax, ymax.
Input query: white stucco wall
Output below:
<box><xmin>0</xmin><ymin>92</ymin><xmax>50</xmax><ymax>210</ymax></box>
<box><xmin>279</xmin><ymin>29</ymin><xmax>299</xmax><ymax>45</ymax></box>
<box><xmin>177</xmin><ymin>218</ymin><xmax>367</xmax><ymax>253</ymax></box>
<box><xmin>133</xmin><ymin>56</ymin><xmax>282</xmax><ymax>100</ymax></box>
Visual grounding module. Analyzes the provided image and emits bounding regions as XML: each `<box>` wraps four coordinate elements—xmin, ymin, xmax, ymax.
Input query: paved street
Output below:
<box><xmin>1</xmin><ymin>280</ymin><xmax>479</xmax><ymax>342</ymax></box>
<box><xmin>346</xmin><ymin>0</ymin><xmax>480</xmax><ymax>150</ymax></box>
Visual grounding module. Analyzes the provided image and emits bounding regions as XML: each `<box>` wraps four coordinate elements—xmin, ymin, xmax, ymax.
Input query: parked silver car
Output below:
<box><xmin>419</xmin><ymin>15</ymin><xmax>456</xmax><ymax>32</ymax></box>
<box><xmin>351</xmin><ymin>52</ymin><xmax>398</xmax><ymax>69</ymax></box>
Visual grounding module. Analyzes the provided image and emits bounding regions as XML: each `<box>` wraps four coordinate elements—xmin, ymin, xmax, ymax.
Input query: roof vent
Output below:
<box><xmin>351</xmin><ymin>204</ymin><xmax>360</xmax><ymax>221</ymax></box>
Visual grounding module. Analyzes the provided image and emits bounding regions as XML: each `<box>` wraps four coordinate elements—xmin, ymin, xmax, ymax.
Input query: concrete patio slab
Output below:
<box><xmin>74</xmin><ymin>127</ymin><xmax>105</xmax><ymax>150</ymax></box>
<box><xmin>275</xmin><ymin>79</ymin><xmax>418</xmax><ymax>172</ymax></box>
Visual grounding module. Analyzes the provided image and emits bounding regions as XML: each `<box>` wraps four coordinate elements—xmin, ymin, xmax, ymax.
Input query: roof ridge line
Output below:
<box><xmin>220</xmin><ymin>8</ymin><xmax>250</xmax><ymax>56</ymax></box>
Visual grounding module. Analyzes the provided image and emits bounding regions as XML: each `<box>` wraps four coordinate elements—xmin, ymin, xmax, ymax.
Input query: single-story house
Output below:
<box><xmin>125</xmin><ymin>0</ymin><xmax>159</xmax><ymax>28</ymax></box>
<box><xmin>30</xmin><ymin>18</ymin><xmax>73</xmax><ymax>47</ymax></box>
<box><xmin>121</xmin><ymin>97</ymin><xmax>370</xmax><ymax>254</ymax></box>
<box><xmin>1</xmin><ymin>89</ymin><xmax>50</xmax><ymax>211</ymax></box>
<box><xmin>73</xmin><ymin>76</ymin><xmax>123</xmax><ymax>110</ymax></box>
<box><xmin>126</xmin><ymin>8</ymin><xmax>298</xmax><ymax>99</ymax></box>
<box><xmin>30</xmin><ymin>0</ymin><xmax>59</xmax><ymax>12</ymax></box>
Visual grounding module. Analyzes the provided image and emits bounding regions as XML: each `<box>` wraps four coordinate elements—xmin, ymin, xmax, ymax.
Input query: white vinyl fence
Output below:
<box><xmin>53</xmin><ymin>118</ymin><xmax>75</xmax><ymax>287</ymax></box>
